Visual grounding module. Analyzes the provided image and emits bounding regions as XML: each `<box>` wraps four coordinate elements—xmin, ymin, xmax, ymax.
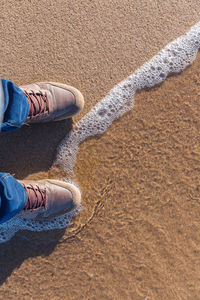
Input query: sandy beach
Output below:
<box><xmin>0</xmin><ymin>1</ymin><xmax>200</xmax><ymax>299</ymax></box>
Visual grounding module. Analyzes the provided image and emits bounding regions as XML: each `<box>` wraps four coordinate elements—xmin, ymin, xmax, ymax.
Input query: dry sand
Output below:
<box><xmin>0</xmin><ymin>1</ymin><xmax>200</xmax><ymax>299</ymax></box>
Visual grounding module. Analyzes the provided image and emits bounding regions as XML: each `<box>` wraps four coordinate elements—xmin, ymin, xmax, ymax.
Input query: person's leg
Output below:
<box><xmin>0</xmin><ymin>78</ymin><xmax>84</xmax><ymax>133</ymax></box>
<box><xmin>0</xmin><ymin>79</ymin><xmax>30</xmax><ymax>132</ymax></box>
<box><xmin>0</xmin><ymin>79</ymin><xmax>84</xmax><ymax>223</ymax></box>
<box><xmin>0</xmin><ymin>173</ymin><xmax>27</xmax><ymax>224</ymax></box>
<box><xmin>0</xmin><ymin>172</ymin><xmax>81</xmax><ymax>224</ymax></box>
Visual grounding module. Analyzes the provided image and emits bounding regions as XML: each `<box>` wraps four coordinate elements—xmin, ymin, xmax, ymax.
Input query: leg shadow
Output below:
<box><xmin>0</xmin><ymin>228</ymin><xmax>66</xmax><ymax>285</ymax></box>
<box><xmin>0</xmin><ymin>119</ymin><xmax>73</xmax><ymax>285</ymax></box>
<box><xmin>0</xmin><ymin>118</ymin><xmax>72</xmax><ymax>178</ymax></box>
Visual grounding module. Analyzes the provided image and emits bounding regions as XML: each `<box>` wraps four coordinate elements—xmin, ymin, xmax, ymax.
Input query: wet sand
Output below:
<box><xmin>0</xmin><ymin>1</ymin><xmax>200</xmax><ymax>299</ymax></box>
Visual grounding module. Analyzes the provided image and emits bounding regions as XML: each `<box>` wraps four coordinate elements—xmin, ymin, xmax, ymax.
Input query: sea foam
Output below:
<box><xmin>55</xmin><ymin>22</ymin><xmax>200</xmax><ymax>172</ymax></box>
<box><xmin>0</xmin><ymin>21</ymin><xmax>200</xmax><ymax>243</ymax></box>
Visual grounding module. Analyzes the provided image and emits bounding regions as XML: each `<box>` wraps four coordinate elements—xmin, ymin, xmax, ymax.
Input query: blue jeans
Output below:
<box><xmin>0</xmin><ymin>79</ymin><xmax>29</xmax><ymax>132</ymax></box>
<box><xmin>0</xmin><ymin>79</ymin><xmax>29</xmax><ymax>224</ymax></box>
<box><xmin>0</xmin><ymin>173</ymin><xmax>27</xmax><ymax>224</ymax></box>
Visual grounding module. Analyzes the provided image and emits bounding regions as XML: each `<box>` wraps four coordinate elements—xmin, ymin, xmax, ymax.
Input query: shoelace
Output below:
<box><xmin>23</xmin><ymin>90</ymin><xmax>50</xmax><ymax>119</ymax></box>
<box><xmin>23</xmin><ymin>184</ymin><xmax>47</xmax><ymax>211</ymax></box>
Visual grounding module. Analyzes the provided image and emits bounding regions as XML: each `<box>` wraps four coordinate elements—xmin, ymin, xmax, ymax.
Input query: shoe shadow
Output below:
<box><xmin>0</xmin><ymin>119</ymin><xmax>73</xmax><ymax>285</ymax></box>
<box><xmin>0</xmin><ymin>228</ymin><xmax>66</xmax><ymax>285</ymax></box>
<box><xmin>0</xmin><ymin>119</ymin><xmax>72</xmax><ymax>178</ymax></box>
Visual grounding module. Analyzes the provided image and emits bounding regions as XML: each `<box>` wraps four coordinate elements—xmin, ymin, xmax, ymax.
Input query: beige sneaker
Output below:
<box><xmin>20</xmin><ymin>82</ymin><xmax>84</xmax><ymax>123</ymax></box>
<box><xmin>19</xmin><ymin>179</ymin><xmax>81</xmax><ymax>220</ymax></box>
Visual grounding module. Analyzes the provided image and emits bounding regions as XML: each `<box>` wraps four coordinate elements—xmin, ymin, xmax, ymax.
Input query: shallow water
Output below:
<box><xmin>1</xmin><ymin>20</ymin><xmax>200</xmax><ymax>243</ymax></box>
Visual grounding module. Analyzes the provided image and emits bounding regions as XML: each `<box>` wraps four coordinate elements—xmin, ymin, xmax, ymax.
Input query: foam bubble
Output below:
<box><xmin>1</xmin><ymin>21</ymin><xmax>200</xmax><ymax>243</ymax></box>
<box><xmin>0</xmin><ymin>205</ymin><xmax>81</xmax><ymax>242</ymax></box>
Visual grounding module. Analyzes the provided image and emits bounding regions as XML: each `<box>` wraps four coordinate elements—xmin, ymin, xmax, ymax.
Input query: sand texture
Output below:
<box><xmin>0</xmin><ymin>1</ymin><xmax>200</xmax><ymax>299</ymax></box>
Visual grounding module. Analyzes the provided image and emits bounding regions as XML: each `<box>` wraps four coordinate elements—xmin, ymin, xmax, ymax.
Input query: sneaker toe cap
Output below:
<box><xmin>49</xmin><ymin>82</ymin><xmax>84</xmax><ymax>119</ymax></box>
<box><xmin>46</xmin><ymin>179</ymin><xmax>81</xmax><ymax>216</ymax></box>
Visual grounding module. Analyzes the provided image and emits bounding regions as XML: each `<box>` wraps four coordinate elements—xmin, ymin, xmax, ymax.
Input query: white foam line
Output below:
<box><xmin>1</xmin><ymin>21</ymin><xmax>200</xmax><ymax>243</ymax></box>
<box><xmin>0</xmin><ymin>80</ymin><xmax>5</xmax><ymax>131</ymax></box>
<box><xmin>55</xmin><ymin>21</ymin><xmax>200</xmax><ymax>173</ymax></box>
